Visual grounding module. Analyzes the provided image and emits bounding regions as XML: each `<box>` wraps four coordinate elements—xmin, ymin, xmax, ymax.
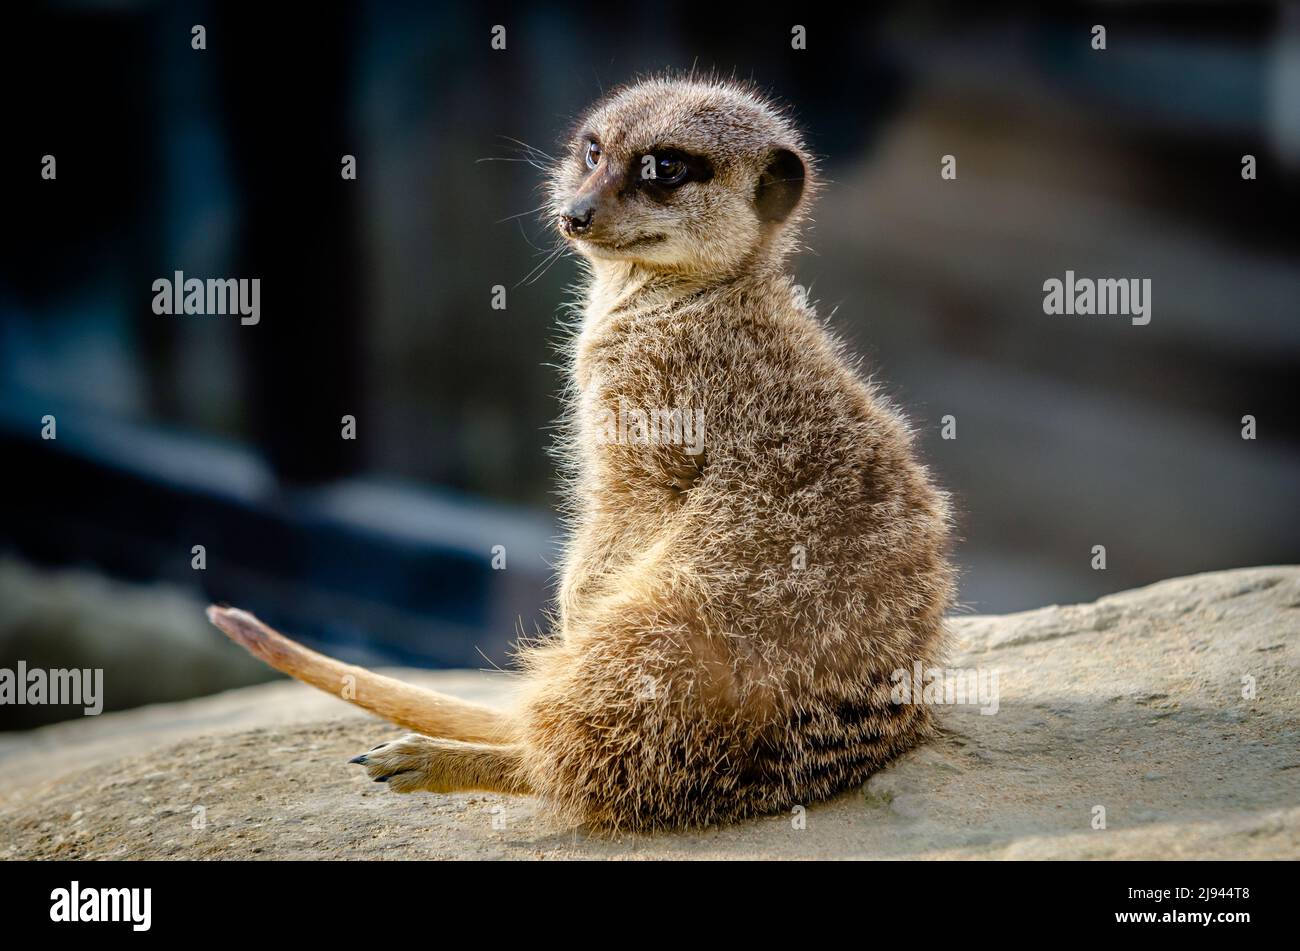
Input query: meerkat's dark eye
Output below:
<box><xmin>655</xmin><ymin>156</ymin><xmax>688</xmax><ymax>185</ymax></box>
<box><xmin>639</xmin><ymin>149</ymin><xmax>701</xmax><ymax>189</ymax></box>
<box><xmin>636</xmin><ymin>149</ymin><xmax>711</xmax><ymax>197</ymax></box>
<box><xmin>585</xmin><ymin>140</ymin><xmax>602</xmax><ymax>170</ymax></box>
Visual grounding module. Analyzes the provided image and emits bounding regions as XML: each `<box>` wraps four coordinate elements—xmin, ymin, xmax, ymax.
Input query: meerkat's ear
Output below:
<box><xmin>755</xmin><ymin>148</ymin><xmax>807</xmax><ymax>224</ymax></box>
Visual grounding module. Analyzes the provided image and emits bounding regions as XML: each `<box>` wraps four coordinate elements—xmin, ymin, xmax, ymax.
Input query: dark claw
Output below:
<box><xmin>349</xmin><ymin>754</ymin><xmax>368</xmax><ymax>765</ymax></box>
<box><xmin>373</xmin><ymin>774</ymin><xmax>391</xmax><ymax>783</ymax></box>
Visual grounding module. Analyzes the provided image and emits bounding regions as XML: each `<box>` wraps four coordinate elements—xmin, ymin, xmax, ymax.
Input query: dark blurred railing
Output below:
<box><xmin>0</xmin><ymin>391</ymin><xmax>557</xmax><ymax>669</ymax></box>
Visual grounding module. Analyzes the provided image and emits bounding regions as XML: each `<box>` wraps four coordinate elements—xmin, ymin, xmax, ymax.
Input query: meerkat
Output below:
<box><xmin>208</xmin><ymin>75</ymin><xmax>955</xmax><ymax>833</ymax></box>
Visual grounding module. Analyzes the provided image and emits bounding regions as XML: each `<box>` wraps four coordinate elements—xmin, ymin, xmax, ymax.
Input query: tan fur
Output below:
<box><xmin>206</xmin><ymin>606</ymin><xmax>511</xmax><ymax>743</ymax></box>
<box><xmin>210</xmin><ymin>75</ymin><xmax>955</xmax><ymax>833</ymax></box>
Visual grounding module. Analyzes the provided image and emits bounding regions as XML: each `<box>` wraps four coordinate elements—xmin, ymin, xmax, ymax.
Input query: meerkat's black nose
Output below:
<box><xmin>560</xmin><ymin>207</ymin><xmax>594</xmax><ymax>236</ymax></box>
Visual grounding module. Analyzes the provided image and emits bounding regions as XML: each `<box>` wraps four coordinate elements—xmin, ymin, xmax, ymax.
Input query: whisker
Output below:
<box><xmin>528</xmin><ymin>249</ymin><xmax>567</xmax><ymax>287</ymax></box>
<box><xmin>516</xmin><ymin>219</ymin><xmax>549</xmax><ymax>253</ymax></box>
<box><xmin>517</xmin><ymin>244</ymin><xmax>567</xmax><ymax>288</ymax></box>
<box><xmin>475</xmin><ymin>156</ymin><xmax>548</xmax><ymax>172</ymax></box>
<box><xmin>497</xmin><ymin>135</ymin><xmax>555</xmax><ymax>162</ymax></box>
<box><xmin>496</xmin><ymin>203</ymin><xmax>551</xmax><ymax>224</ymax></box>
<box><xmin>516</xmin><ymin>245</ymin><xmax>560</xmax><ymax>287</ymax></box>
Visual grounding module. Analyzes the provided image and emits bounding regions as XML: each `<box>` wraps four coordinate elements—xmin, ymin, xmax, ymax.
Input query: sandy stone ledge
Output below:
<box><xmin>1</xmin><ymin>566</ymin><xmax>1296</xmax><ymax>859</ymax></box>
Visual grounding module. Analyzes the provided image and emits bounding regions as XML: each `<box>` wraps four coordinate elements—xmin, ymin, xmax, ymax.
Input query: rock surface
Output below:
<box><xmin>1</xmin><ymin>566</ymin><xmax>1297</xmax><ymax>860</ymax></box>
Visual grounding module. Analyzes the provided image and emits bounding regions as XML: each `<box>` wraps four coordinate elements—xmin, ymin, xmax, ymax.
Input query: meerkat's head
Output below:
<box><xmin>551</xmin><ymin>77</ymin><xmax>814</xmax><ymax>278</ymax></box>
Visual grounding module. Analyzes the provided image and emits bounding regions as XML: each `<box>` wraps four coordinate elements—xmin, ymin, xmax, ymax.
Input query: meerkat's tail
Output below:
<box><xmin>206</xmin><ymin>605</ymin><xmax>514</xmax><ymax>744</ymax></box>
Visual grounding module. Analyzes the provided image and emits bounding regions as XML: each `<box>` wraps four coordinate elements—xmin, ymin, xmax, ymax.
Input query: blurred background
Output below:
<box><xmin>2</xmin><ymin>1</ymin><xmax>1297</xmax><ymax>727</ymax></box>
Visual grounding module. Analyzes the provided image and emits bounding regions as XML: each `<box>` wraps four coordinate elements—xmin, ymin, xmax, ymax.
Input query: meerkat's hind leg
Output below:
<box><xmin>350</xmin><ymin>735</ymin><xmax>533</xmax><ymax>795</ymax></box>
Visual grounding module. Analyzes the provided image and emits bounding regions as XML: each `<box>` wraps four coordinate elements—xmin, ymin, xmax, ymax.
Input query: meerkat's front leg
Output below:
<box><xmin>350</xmin><ymin>735</ymin><xmax>532</xmax><ymax>795</ymax></box>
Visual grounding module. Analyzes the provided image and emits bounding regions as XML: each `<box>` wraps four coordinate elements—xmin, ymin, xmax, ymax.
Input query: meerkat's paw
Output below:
<box><xmin>349</xmin><ymin>734</ymin><xmax>445</xmax><ymax>793</ymax></box>
<box><xmin>350</xmin><ymin>733</ymin><xmax>531</xmax><ymax>796</ymax></box>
